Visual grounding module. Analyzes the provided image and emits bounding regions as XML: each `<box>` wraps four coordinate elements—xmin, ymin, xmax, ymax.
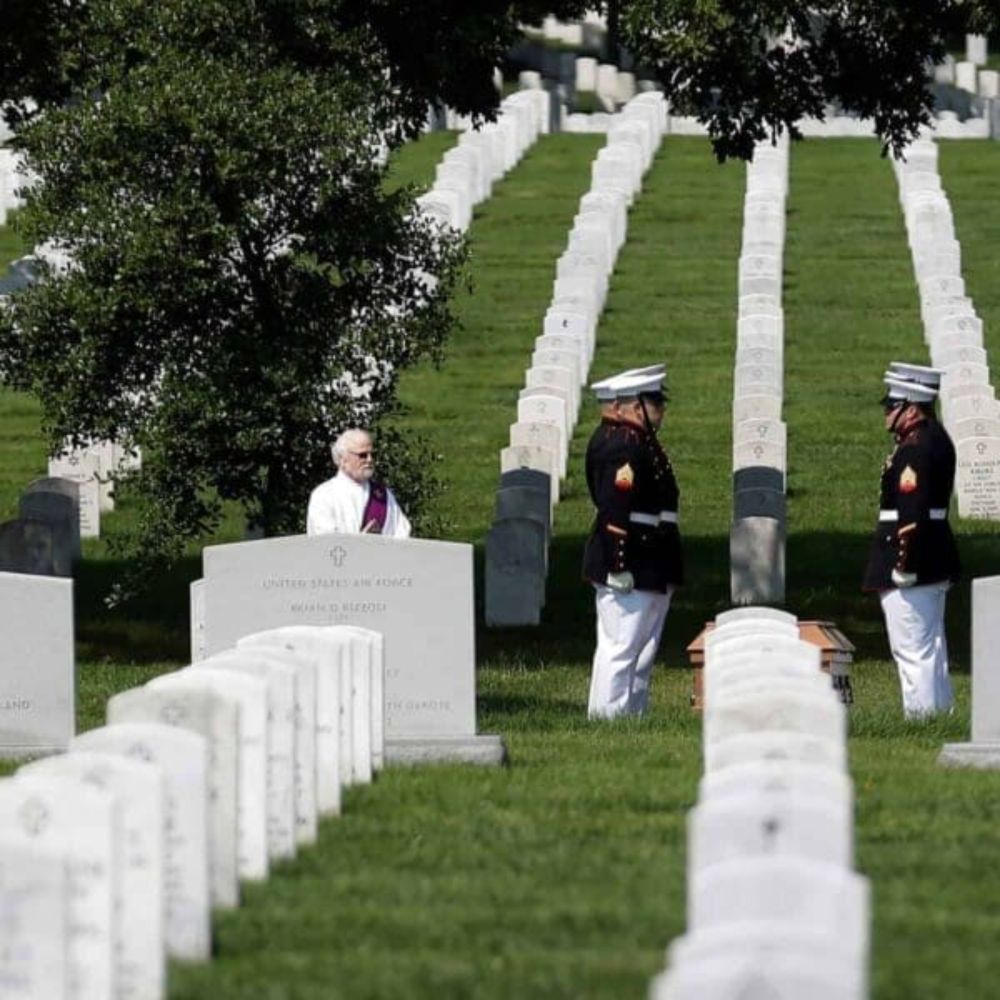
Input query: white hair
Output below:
<box><xmin>330</xmin><ymin>427</ymin><xmax>372</xmax><ymax>467</ymax></box>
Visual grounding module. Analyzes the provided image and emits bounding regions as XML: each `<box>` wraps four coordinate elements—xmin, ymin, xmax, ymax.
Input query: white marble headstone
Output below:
<box><xmin>0</xmin><ymin>835</ymin><xmax>69</xmax><ymax>1000</ymax></box>
<box><xmin>688</xmin><ymin>792</ymin><xmax>853</xmax><ymax>872</ymax></box>
<box><xmin>198</xmin><ymin>534</ymin><xmax>495</xmax><ymax>765</ymax></box>
<box><xmin>699</xmin><ymin>759</ymin><xmax>852</xmax><ymax>806</ymax></box>
<box><xmin>0</xmin><ymin>776</ymin><xmax>120</xmax><ymax>1000</ymax></box>
<box><xmin>46</xmin><ymin>452</ymin><xmax>100</xmax><ymax>538</ymax></box>
<box><xmin>0</xmin><ymin>572</ymin><xmax>74</xmax><ymax>757</ymax></box>
<box><xmin>235</xmin><ymin>635</ymin><xmax>319</xmax><ymax>845</ymax></box>
<box><xmin>107</xmin><ymin>685</ymin><xmax>239</xmax><ymax>909</ymax></box>
<box><xmin>152</xmin><ymin>670</ymin><xmax>269</xmax><ymax>881</ymax></box>
<box><xmin>688</xmin><ymin>857</ymin><xmax>870</xmax><ymax>961</ymax></box>
<box><xmin>198</xmin><ymin>651</ymin><xmax>298</xmax><ymax>860</ymax></box>
<box><xmin>704</xmin><ymin>682</ymin><xmax>846</xmax><ymax>749</ymax></box>
<box><xmin>956</xmin><ymin>437</ymin><xmax>1000</xmax><ymax>519</ymax></box>
<box><xmin>706</xmin><ymin>730</ymin><xmax>847</xmax><ymax>774</ymax></box>
<box><xmin>20</xmin><ymin>751</ymin><xmax>166</xmax><ymax>1000</ymax></box>
<box><xmin>238</xmin><ymin>627</ymin><xmax>343</xmax><ymax>816</ymax></box>
<box><xmin>71</xmin><ymin>723</ymin><xmax>211</xmax><ymax>960</ymax></box>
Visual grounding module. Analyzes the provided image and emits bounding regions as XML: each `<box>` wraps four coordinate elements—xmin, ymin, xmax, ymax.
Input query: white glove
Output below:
<box><xmin>606</xmin><ymin>571</ymin><xmax>635</xmax><ymax>593</ymax></box>
<box><xmin>892</xmin><ymin>568</ymin><xmax>918</xmax><ymax>589</ymax></box>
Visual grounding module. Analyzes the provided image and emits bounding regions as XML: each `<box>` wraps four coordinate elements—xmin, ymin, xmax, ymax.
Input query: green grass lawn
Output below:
<box><xmin>0</xmin><ymin>212</ymin><xmax>39</xmax><ymax>523</ymax></box>
<box><xmin>2</xmin><ymin>137</ymin><xmax>1000</xmax><ymax>998</ymax></box>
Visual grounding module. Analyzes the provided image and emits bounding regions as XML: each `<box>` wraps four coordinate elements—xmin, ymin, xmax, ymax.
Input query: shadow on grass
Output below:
<box><xmin>475</xmin><ymin>526</ymin><xmax>998</xmax><ymax>672</ymax></box>
<box><xmin>68</xmin><ymin>519</ymin><xmax>995</xmax><ymax>671</ymax></box>
<box><xmin>73</xmin><ymin>554</ymin><xmax>202</xmax><ymax>664</ymax></box>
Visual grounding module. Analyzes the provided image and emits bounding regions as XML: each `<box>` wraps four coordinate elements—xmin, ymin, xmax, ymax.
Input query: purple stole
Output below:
<box><xmin>361</xmin><ymin>480</ymin><xmax>389</xmax><ymax>534</ymax></box>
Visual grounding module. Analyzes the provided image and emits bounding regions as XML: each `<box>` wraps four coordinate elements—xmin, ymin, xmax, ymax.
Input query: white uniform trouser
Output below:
<box><xmin>879</xmin><ymin>581</ymin><xmax>953</xmax><ymax>719</ymax></box>
<box><xmin>589</xmin><ymin>584</ymin><xmax>674</xmax><ymax>719</ymax></box>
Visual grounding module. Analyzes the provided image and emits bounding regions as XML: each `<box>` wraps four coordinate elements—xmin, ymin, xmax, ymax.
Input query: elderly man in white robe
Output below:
<box><xmin>306</xmin><ymin>428</ymin><xmax>412</xmax><ymax>537</ymax></box>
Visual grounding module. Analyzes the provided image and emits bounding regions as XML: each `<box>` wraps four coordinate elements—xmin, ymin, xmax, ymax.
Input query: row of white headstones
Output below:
<box><xmin>934</xmin><ymin>34</ymin><xmax>997</xmax><ymax>98</ymax></box>
<box><xmin>649</xmin><ymin>607</ymin><xmax>870</xmax><ymax>999</ymax></box>
<box><xmin>415</xmin><ymin>89</ymin><xmax>550</xmax><ymax>234</ymax></box>
<box><xmin>501</xmin><ymin>92</ymin><xmax>669</xmax><ymax>518</ymax></box>
<box><xmin>730</xmin><ymin>136</ymin><xmax>790</xmax><ymax>604</ymax></box>
<box><xmin>892</xmin><ymin>138</ymin><xmax>1000</xmax><ymax>520</ymax></box>
<box><xmin>45</xmin><ymin>441</ymin><xmax>141</xmax><ymax>540</ymax></box>
<box><xmin>0</xmin><ymin>623</ymin><xmax>384</xmax><ymax>1000</ymax></box>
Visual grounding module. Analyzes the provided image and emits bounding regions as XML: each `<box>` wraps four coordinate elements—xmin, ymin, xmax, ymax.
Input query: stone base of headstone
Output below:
<box><xmin>938</xmin><ymin>742</ymin><xmax>1000</xmax><ymax>769</ymax></box>
<box><xmin>385</xmin><ymin>734</ymin><xmax>507</xmax><ymax>766</ymax></box>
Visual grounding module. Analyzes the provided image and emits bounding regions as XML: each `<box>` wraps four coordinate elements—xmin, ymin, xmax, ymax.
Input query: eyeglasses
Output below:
<box><xmin>348</xmin><ymin>450</ymin><xmax>373</xmax><ymax>459</ymax></box>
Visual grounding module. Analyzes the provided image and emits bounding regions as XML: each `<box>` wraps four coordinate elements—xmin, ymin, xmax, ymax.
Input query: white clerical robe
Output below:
<box><xmin>306</xmin><ymin>473</ymin><xmax>412</xmax><ymax>538</ymax></box>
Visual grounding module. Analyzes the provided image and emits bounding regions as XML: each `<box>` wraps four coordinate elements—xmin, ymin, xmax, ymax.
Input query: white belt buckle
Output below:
<box><xmin>629</xmin><ymin>511</ymin><xmax>679</xmax><ymax>527</ymax></box>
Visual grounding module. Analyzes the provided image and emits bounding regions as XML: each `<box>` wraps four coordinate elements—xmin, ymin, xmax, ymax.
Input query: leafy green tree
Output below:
<box><xmin>0</xmin><ymin>0</ymin><xmax>474</xmax><ymax>598</ymax></box>
<box><xmin>0</xmin><ymin>0</ymin><xmax>89</xmax><ymax>127</ymax></box>
<box><xmin>619</xmin><ymin>1</ymin><xmax>1000</xmax><ymax>159</ymax></box>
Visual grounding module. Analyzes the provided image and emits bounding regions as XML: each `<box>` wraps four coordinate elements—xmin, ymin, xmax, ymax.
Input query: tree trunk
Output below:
<box><xmin>607</xmin><ymin>0</ymin><xmax>620</xmax><ymax>66</ymax></box>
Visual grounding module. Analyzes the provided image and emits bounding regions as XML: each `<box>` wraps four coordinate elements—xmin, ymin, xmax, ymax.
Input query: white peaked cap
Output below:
<box><xmin>590</xmin><ymin>377</ymin><xmax>618</xmax><ymax>401</ymax></box>
<box><xmin>888</xmin><ymin>362</ymin><xmax>942</xmax><ymax>388</ymax></box>
<box><xmin>610</xmin><ymin>369</ymin><xmax>666</xmax><ymax>399</ymax></box>
<box><xmin>590</xmin><ymin>363</ymin><xmax>666</xmax><ymax>400</ymax></box>
<box><xmin>883</xmin><ymin>374</ymin><xmax>937</xmax><ymax>403</ymax></box>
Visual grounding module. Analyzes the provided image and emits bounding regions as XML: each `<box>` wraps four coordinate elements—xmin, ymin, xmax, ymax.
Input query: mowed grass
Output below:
<box><xmin>785</xmin><ymin>140</ymin><xmax>1000</xmax><ymax>998</ymax></box>
<box><xmin>1</xmin><ymin>137</ymin><xmax>1000</xmax><ymax>997</ymax></box>
<box><xmin>0</xmin><ymin>212</ymin><xmax>42</xmax><ymax>522</ymax></box>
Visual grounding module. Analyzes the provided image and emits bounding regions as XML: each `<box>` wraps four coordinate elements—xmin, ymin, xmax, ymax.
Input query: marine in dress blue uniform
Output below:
<box><xmin>583</xmin><ymin>367</ymin><xmax>684</xmax><ymax>718</ymax></box>
<box><xmin>863</xmin><ymin>363</ymin><xmax>960</xmax><ymax>718</ymax></box>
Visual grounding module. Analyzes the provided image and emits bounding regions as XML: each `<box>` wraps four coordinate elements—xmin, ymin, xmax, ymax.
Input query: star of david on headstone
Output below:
<box><xmin>328</xmin><ymin>545</ymin><xmax>347</xmax><ymax>567</ymax></box>
<box><xmin>18</xmin><ymin>798</ymin><xmax>50</xmax><ymax>837</ymax></box>
<box><xmin>753</xmin><ymin>444</ymin><xmax>764</xmax><ymax>458</ymax></box>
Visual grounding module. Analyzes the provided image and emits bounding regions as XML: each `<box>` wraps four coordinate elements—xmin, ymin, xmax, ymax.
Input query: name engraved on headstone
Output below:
<box><xmin>71</xmin><ymin>722</ymin><xmax>212</xmax><ymax>961</ymax></box>
<box><xmin>0</xmin><ymin>776</ymin><xmax>119</xmax><ymax>1000</ymax></box>
<box><xmin>956</xmin><ymin>437</ymin><xmax>1000</xmax><ymax>519</ymax></box>
<box><xmin>0</xmin><ymin>836</ymin><xmax>69</xmax><ymax>1000</ymax></box>
<box><xmin>0</xmin><ymin>572</ymin><xmax>74</xmax><ymax>757</ymax></box>
<box><xmin>202</xmin><ymin>534</ymin><xmax>476</xmax><ymax>739</ymax></box>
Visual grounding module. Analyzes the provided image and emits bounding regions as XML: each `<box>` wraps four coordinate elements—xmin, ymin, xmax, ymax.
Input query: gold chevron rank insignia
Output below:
<box><xmin>614</xmin><ymin>462</ymin><xmax>635</xmax><ymax>491</ymax></box>
<box><xmin>899</xmin><ymin>465</ymin><xmax>918</xmax><ymax>494</ymax></box>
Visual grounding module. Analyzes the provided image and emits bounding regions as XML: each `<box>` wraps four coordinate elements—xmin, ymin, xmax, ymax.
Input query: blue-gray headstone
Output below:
<box><xmin>0</xmin><ymin>518</ymin><xmax>56</xmax><ymax>576</ymax></box>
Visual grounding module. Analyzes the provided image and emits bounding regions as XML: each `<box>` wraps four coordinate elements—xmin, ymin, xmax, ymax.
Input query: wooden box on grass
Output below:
<box><xmin>686</xmin><ymin>620</ymin><xmax>855</xmax><ymax>711</ymax></box>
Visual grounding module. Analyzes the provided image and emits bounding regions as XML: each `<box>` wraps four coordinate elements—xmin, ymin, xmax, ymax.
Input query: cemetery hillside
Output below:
<box><xmin>2</xmin><ymin>8</ymin><xmax>1000</xmax><ymax>1000</ymax></box>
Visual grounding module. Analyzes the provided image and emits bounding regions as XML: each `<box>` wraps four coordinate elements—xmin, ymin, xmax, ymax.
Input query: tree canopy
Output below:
<box><xmin>1</xmin><ymin>0</ymin><xmax>999</xmax><ymax>600</ymax></box>
<box><xmin>620</xmin><ymin>1</ymin><xmax>1000</xmax><ymax>159</ymax></box>
<box><xmin>0</xmin><ymin>0</ymin><xmax>485</xmax><ymax>597</ymax></box>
